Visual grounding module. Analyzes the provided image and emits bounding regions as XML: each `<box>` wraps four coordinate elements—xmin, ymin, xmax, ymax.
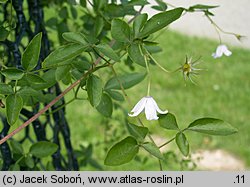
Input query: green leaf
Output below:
<box><xmin>104</xmin><ymin>136</ymin><xmax>139</xmax><ymax>166</ymax></box>
<box><xmin>71</xmin><ymin>69</ymin><xmax>84</xmax><ymax>83</ymax></box>
<box><xmin>188</xmin><ymin>4</ymin><xmax>219</xmax><ymax>11</ymax></box>
<box><xmin>80</xmin><ymin>0</ymin><xmax>86</xmax><ymax>7</ymax></box>
<box><xmin>204</xmin><ymin>10</ymin><xmax>215</xmax><ymax>16</ymax></box>
<box><xmin>95</xmin><ymin>44</ymin><xmax>120</xmax><ymax>62</ymax></box>
<box><xmin>152</xmin><ymin>0</ymin><xmax>168</xmax><ymax>11</ymax></box>
<box><xmin>0</xmin><ymin>26</ymin><xmax>9</xmax><ymax>41</ymax></box>
<box><xmin>62</xmin><ymin>72</ymin><xmax>72</xmax><ymax>85</ymax></box>
<box><xmin>6</xmin><ymin>94</ymin><xmax>23</xmax><ymax>125</ymax></box>
<box><xmin>127</xmin><ymin>123</ymin><xmax>148</xmax><ymax>141</ymax></box>
<box><xmin>1</xmin><ymin>68</ymin><xmax>24</xmax><ymax>80</ymax></box>
<box><xmin>62</xmin><ymin>32</ymin><xmax>87</xmax><ymax>45</ymax></box>
<box><xmin>57</xmin><ymin>21</ymin><xmax>69</xmax><ymax>43</ymax></box>
<box><xmin>0</xmin><ymin>0</ymin><xmax>8</xmax><ymax>4</ymax></box>
<box><xmin>27</xmin><ymin>69</ymin><xmax>57</xmax><ymax>90</ymax></box>
<box><xmin>87</xmin><ymin>74</ymin><xmax>103</xmax><ymax>107</ymax></box>
<box><xmin>141</xmin><ymin>142</ymin><xmax>164</xmax><ymax>159</ymax></box>
<box><xmin>0</xmin><ymin>83</ymin><xmax>14</xmax><ymax>95</ymax></box>
<box><xmin>96</xmin><ymin>93</ymin><xmax>113</xmax><ymax>117</ymax></box>
<box><xmin>9</xmin><ymin>140</ymin><xmax>24</xmax><ymax>154</ymax></box>
<box><xmin>144</xmin><ymin>45</ymin><xmax>162</xmax><ymax>54</ymax></box>
<box><xmin>43</xmin><ymin>43</ymin><xmax>87</xmax><ymax>67</ymax></box>
<box><xmin>188</xmin><ymin>118</ymin><xmax>238</xmax><ymax>136</ymax></box>
<box><xmin>17</xmin><ymin>87</ymin><xmax>41</xmax><ymax>96</ymax></box>
<box><xmin>29</xmin><ymin>141</ymin><xmax>58</xmax><ymax>158</ymax></box>
<box><xmin>93</xmin><ymin>17</ymin><xmax>104</xmax><ymax>37</ymax></box>
<box><xmin>159</xmin><ymin>113</ymin><xmax>179</xmax><ymax>130</ymax></box>
<box><xmin>70</xmin><ymin>5</ymin><xmax>78</xmax><ymax>19</ymax></box>
<box><xmin>133</xmin><ymin>13</ymin><xmax>148</xmax><ymax>38</ymax></box>
<box><xmin>111</xmin><ymin>19</ymin><xmax>130</xmax><ymax>42</ymax></box>
<box><xmin>105</xmin><ymin>72</ymin><xmax>146</xmax><ymax>90</ymax></box>
<box><xmin>127</xmin><ymin>0</ymin><xmax>149</xmax><ymax>6</ymax></box>
<box><xmin>59</xmin><ymin>6</ymin><xmax>69</xmax><ymax>19</ymax></box>
<box><xmin>25</xmin><ymin>74</ymin><xmax>47</xmax><ymax>84</ymax></box>
<box><xmin>93</xmin><ymin>0</ymin><xmax>107</xmax><ymax>10</ymax></box>
<box><xmin>55</xmin><ymin>65</ymin><xmax>71</xmax><ymax>81</ymax></box>
<box><xmin>21</xmin><ymin>32</ymin><xmax>42</xmax><ymax>71</ymax></box>
<box><xmin>17</xmin><ymin>87</ymin><xmax>46</xmax><ymax>103</ymax></box>
<box><xmin>25</xmin><ymin>155</ymin><xmax>34</xmax><ymax>168</ymax></box>
<box><xmin>175</xmin><ymin>132</ymin><xmax>189</xmax><ymax>156</ymax></box>
<box><xmin>73</xmin><ymin>60</ymin><xmax>91</xmax><ymax>71</ymax></box>
<box><xmin>46</xmin><ymin>161</ymin><xmax>55</xmax><ymax>171</ymax></box>
<box><xmin>139</xmin><ymin>8</ymin><xmax>184</xmax><ymax>38</ymax></box>
<box><xmin>104</xmin><ymin>4</ymin><xmax>131</xmax><ymax>18</ymax></box>
<box><xmin>106</xmin><ymin>90</ymin><xmax>124</xmax><ymax>101</ymax></box>
<box><xmin>128</xmin><ymin>43</ymin><xmax>146</xmax><ymax>67</ymax></box>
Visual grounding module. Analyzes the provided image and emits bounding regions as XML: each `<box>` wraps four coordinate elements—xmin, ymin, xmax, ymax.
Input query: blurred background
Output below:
<box><xmin>144</xmin><ymin>0</ymin><xmax>250</xmax><ymax>48</ymax></box>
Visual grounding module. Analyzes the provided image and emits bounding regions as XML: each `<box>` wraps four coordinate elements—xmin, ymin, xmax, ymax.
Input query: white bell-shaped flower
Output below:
<box><xmin>128</xmin><ymin>96</ymin><xmax>168</xmax><ymax>120</ymax></box>
<box><xmin>212</xmin><ymin>44</ymin><xmax>232</xmax><ymax>59</ymax></box>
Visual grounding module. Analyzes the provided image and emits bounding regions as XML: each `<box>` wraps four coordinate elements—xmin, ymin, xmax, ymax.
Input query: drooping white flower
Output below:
<box><xmin>212</xmin><ymin>44</ymin><xmax>232</xmax><ymax>59</ymax></box>
<box><xmin>128</xmin><ymin>96</ymin><xmax>168</xmax><ymax>120</ymax></box>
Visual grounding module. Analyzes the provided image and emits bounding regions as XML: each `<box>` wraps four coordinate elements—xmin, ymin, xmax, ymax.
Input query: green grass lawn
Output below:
<box><xmin>65</xmin><ymin>30</ymin><xmax>250</xmax><ymax>170</ymax></box>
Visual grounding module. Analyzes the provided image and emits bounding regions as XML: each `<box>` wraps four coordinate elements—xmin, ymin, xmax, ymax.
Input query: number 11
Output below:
<box><xmin>236</xmin><ymin>175</ymin><xmax>245</xmax><ymax>183</ymax></box>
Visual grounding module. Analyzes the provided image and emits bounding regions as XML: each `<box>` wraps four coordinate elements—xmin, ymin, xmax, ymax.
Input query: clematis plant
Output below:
<box><xmin>0</xmin><ymin>0</ymin><xmax>241</xmax><ymax>171</ymax></box>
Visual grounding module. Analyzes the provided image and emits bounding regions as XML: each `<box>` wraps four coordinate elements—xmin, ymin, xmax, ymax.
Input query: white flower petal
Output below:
<box><xmin>216</xmin><ymin>45</ymin><xmax>224</xmax><ymax>57</ymax></box>
<box><xmin>212</xmin><ymin>53</ymin><xmax>219</xmax><ymax>59</ymax></box>
<box><xmin>128</xmin><ymin>97</ymin><xmax>147</xmax><ymax>117</ymax></box>
<box><xmin>150</xmin><ymin>97</ymin><xmax>168</xmax><ymax>114</ymax></box>
<box><xmin>223</xmin><ymin>48</ymin><xmax>232</xmax><ymax>56</ymax></box>
<box><xmin>145</xmin><ymin>98</ymin><xmax>158</xmax><ymax>120</ymax></box>
<box><xmin>130</xmin><ymin>97</ymin><xmax>146</xmax><ymax>113</ymax></box>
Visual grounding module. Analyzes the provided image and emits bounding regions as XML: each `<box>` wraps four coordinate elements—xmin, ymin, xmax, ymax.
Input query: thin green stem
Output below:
<box><xmin>42</xmin><ymin>98</ymin><xmax>76</xmax><ymax>116</ymax></box>
<box><xmin>159</xmin><ymin>160</ymin><xmax>163</xmax><ymax>171</ymax></box>
<box><xmin>127</xmin><ymin>6</ymin><xmax>145</xmax><ymax>24</ymax></box>
<box><xmin>0</xmin><ymin>62</ymin><xmax>8</xmax><ymax>69</ymax></box>
<box><xmin>158</xmin><ymin>136</ymin><xmax>176</xmax><ymax>148</ymax></box>
<box><xmin>206</xmin><ymin>15</ymin><xmax>239</xmax><ymax>41</ymax></box>
<box><xmin>74</xmin><ymin>84</ymin><xmax>81</xmax><ymax>99</ymax></box>
<box><xmin>145</xmin><ymin>57</ymin><xmax>151</xmax><ymax>96</ymax></box>
<box><xmin>109</xmin><ymin>65</ymin><xmax>132</xmax><ymax>105</ymax></box>
<box><xmin>92</xmin><ymin>48</ymin><xmax>111</xmax><ymax>64</ymax></box>
<box><xmin>147</xmin><ymin>51</ymin><xmax>170</xmax><ymax>73</ymax></box>
<box><xmin>15</xmin><ymin>155</ymin><xmax>24</xmax><ymax>165</ymax></box>
<box><xmin>215</xmin><ymin>25</ymin><xmax>222</xmax><ymax>44</ymax></box>
<box><xmin>137</xmin><ymin>118</ymin><xmax>155</xmax><ymax>143</ymax></box>
<box><xmin>206</xmin><ymin>15</ymin><xmax>222</xmax><ymax>44</ymax></box>
<box><xmin>159</xmin><ymin>128</ymin><xmax>188</xmax><ymax>148</ymax></box>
